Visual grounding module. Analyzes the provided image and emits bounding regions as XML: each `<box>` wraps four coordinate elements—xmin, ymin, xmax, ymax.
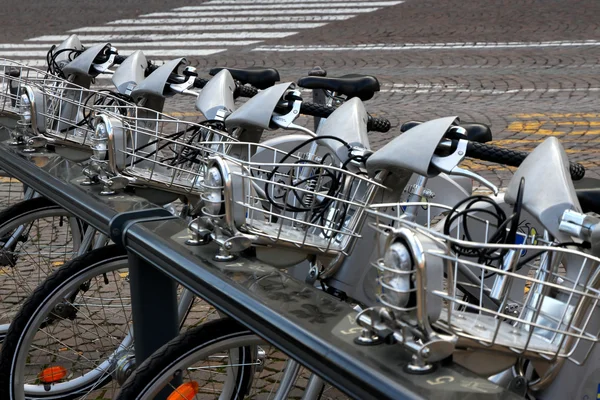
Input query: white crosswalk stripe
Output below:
<box><xmin>252</xmin><ymin>40</ymin><xmax>600</xmax><ymax>52</ymax></box>
<box><xmin>69</xmin><ymin>23</ymin><xmax>327</xmax><ymax>33</ymax></box>
<box><xmin>144</xmin><ymin>9</ymin><xmax>381</xmax><ymax>17</ymax></box>
<box><xmin>207</xmin><ymin>0</ymin><xmax>393</xmax><ymax>3</ymax></box>
<box><xmin>0</xmin><ymin>40</ymin><xmax>262</xmax><ymax>49</ymax></box>
<box><xmin>0</xmin><ymin>49</ymin><xmax>227</xmax><ymax>57</ymax></box>
<box><xmin>174</xmin><ymin>2</ymin><xmax>403</xmax><ymax>10</ymax></box>
<box><xmin>29</xmin><ymin>32</ymin><xmax>300</xmax><ymax>42</ymax></box>
<box><xmin>107</xmin><ymin>16</ymin><xmax>355</xmax><ymax>24</ymax></box>
<box><xmin>0</xmin><ymin>0</ymin><xmax>403</xmax><ymax>68</ymax></box>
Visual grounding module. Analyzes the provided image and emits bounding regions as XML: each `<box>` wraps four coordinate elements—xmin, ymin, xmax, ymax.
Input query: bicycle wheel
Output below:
<box><xmin>0</xmin><ymin>244</ymin><xmax>221</xmax><ymax>400</ymax></box>
<box><xmin>0</xmin><ymin>245</ymin><xmax>131</xmax><ymax>400</ymax></box>
<box><xmin>0</xmin><ymin>196</ymin><xmax>84</xmax><ymax>340</ymax></box>
<box><xmin>116</xmin><ymin>318</ymin><xmax>349</xmax><ymax>400</ymax></box>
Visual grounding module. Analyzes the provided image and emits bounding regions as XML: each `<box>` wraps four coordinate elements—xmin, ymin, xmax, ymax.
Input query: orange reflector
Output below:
<box><xmin>167</xmin><ymin>381</ymin><xmax>199</xmax><ymax>400</ymax></box>
<box><xmin>39</xmin><ymin>366</ymin><xmax>67</xmax><ymax>383</ymax></box>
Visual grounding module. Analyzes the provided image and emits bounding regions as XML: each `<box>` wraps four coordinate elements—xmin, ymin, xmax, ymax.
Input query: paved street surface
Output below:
<box><xmin>2</xmin><ymin>0</ymin><xmax>600</xmax><ymax>189</ymax></box>
<box><xmin>1</xmin><ymin>0</ymin><xmax>600</xmax><ymax>398</ymax></box>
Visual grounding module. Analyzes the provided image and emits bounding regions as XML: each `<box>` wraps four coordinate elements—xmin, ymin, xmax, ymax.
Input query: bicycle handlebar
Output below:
<box><xmin>465</xmin><ymin>141</ymin><xmax>585</xmax><ymax>181</ymax></box>
<box><xmin>112</xmin><ymin>55</ymin><xmax>391</xmax><ymax>132</ymax></box>
<box><xmin>113</xmin><ymin>54</ymin><xmax>127</xmax><ymax>65</ymax></box>
<box><xmin>297</xmin><ymin>102</ymin><xmax>391</xmax><ymax>133</ymax></box>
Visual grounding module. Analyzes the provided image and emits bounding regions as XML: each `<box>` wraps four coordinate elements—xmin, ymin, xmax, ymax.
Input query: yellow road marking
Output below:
<box><xmin>167</xmin><ymin>111</ymin><xmax>204</xmax><ymax>117</ymax></box>
<box><xmin>514</xmin><ymin>113</ymin><xmax>600</xmax><ymax>118</ymax></box>
<box><xmin>507</xmin><ymin>121</ymin><xmax>600</xmax><ymax>135</ymax></box>
<box><xmin>492</xmin><ymin>139</ymin><xmax>545</xmax><ymax>146</ymax></box>
<box><xmin>576</xmin><ymin>161</ymin><xmax>600</xmax><ymax>167</ymax></box>
<box><xmin>564</xmin><ymin>149</ymin><xmax>600</xmax><ymax>154</ymax></box>
<box><xmin>0</xmin><ymin>177</ymin><xmax>19</xmax><ymax>183</ymax></box>
<box><xmin>460</xmin><ymin>159</ymin><xmax>515</xmax><ymax>171</ymax></box>
<box><xmin>512</xmin><ymin>121</ymin><xmax>600</xmax><ymax>127</ymax></box>
<box><xmin>506</xmin><ymin>124</ymin><xmax>563</xmax><ymax>135</ymax></box>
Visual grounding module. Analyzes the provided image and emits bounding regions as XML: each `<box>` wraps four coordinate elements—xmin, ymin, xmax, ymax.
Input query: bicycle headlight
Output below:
<box><xmin>380</xmin><ymin>241</ymin><xmax>413</xmax><ymax>308</ymax></box>
<box><xmin>92</xmin><ymin>121</ymin><xmax>109</xmax><ymax>161</ymax></box>
<box><xmin>18</xmin><ymin>93</ymin><xmax>32</xmax><ymax>125</ymax></box>
<box><xmin>202</xmin><ymin>166</ymin><xmax>224</xmax><ymax>218</ymax></box>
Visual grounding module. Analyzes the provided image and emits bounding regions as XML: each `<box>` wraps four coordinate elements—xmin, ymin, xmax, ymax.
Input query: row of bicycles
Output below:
<box><xmin>0</xmin><ymin>34</ymin><xmax>598</xmax><ymax>399</ymax></box>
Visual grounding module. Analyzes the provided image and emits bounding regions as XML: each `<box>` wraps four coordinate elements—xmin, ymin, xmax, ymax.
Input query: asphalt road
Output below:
<box><xmin>2</xmin><ymin>0</ymin><xmax>600</xmax><ymax>187</ymax></box>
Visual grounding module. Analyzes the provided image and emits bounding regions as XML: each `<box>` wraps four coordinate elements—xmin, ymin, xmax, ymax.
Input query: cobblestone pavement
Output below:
<box><xmin>1</xmin><ymin>0</ymin><xmax>600</xmax><ymax>398</ymax></box>
<box><xmin>2</xmin><ymin>0</ymin><xmax>600</xmax><ymax>185</ymax></box>
<box><xmin>155</xmin><ymin>0</ymin><xmax>600</xmax><ymax>188</ymax></box>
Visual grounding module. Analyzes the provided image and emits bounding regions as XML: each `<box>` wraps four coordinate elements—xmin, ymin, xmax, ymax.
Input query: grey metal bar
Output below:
<box><xmin>128</xmin><ymin>252</ymin><xmax>180</xmax><ymax>400</ymax></box>
<box><xmin>0</xmin><ymin>143</ymin><xmax>116</xmax><ymax>233</ymax></box>
<box><xmin>302</xmin><ymin>374</ymin><xmax>325</xmax><ymax>400</ymax></box>
<box><xmin>0</xmin><ymin>142</ymin><xmax>521</xmax><ymax>400</ymax></box>
<box><xmin>128</xmin><ymin>252</ymin><xmax>180</xmax><ymax>361</ymax></box>
<box><xmin>0</xmin><ymin>142</ymin><xmax>171</xmax><ymax>235</ymax></box>
<box><xmin>274</xmin><ymin>359</ymin><xmax>301</xmax><ymax>400</ymax></box>
<box><xmin>123</xmin><ymin>218</ymin><xmax>522</xmax><ymax>400</ymax></box>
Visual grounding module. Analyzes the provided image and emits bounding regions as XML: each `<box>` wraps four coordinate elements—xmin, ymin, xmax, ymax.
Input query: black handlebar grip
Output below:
<box><xmin>571</xmin><ymin>162</ymin><xmax>586</xmax><ymax>181</ymax></box>
<box><xmin>466</xmin><ymin>142</ymin><xmax>585</xmax><ymax>181</ymax></box>
<box><xmin>193</xmin><ymin>77</ymin><xmax>210</xmax><ymax>89</ymax></box>
<box><xmin>367</xmin><ymin>116</ymin><xmax>391</xmax><ymax>133</ymax></box>
<box><xmin>144</xmin><ymin>63</ymin><xmax>160</xmax><ymax>76</ymax></box>
<box><xmin>235</xmin><ymin>84</ymin><xmax>259</xmax><ymax>98</ymax></box>
<box><xmin>114</xmin><ymin>55</ymin><xmax>127</xmax><ymax>65</ymax></box>
<box><xmin>298</xmin><ymin>102</ymin><xmax>391</xmax><ymax>132</ymax></box>
<box><xmin>299</xmin><ymin>102</ymin><xmax>335</xmax><ymax>118</ymax></box>
<box><xmin>190</xmin><ymin>78</ymin><xmax>258</xmax><ymax>98</ymax></box>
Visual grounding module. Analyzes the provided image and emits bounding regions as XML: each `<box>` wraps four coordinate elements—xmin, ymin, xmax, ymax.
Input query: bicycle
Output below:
<box><xmin>0</xmin><ymin>52</ymin><xmax>213</xmax><ymax>345</ymax></box>
<box><xmin>356</xmin><ymin>136</ymin><xmax>600</xmax><ymax>399</ymax></box>
<box><xmin>0</xmin><ymin>110</ymin><xmax>584</xmax><ymax>399</ymax></box>
<box><xmin>0</xmin><ymin>89</ymin><xmax>402</xmax><ymax>399</ymax></box>
<box><xmin>111</xmin><ymin>133</ymin><xmax>598</xmax><ymax>400</ymax></box>
<box><xmin>0</xmin><ymin>53</ymin><xmax>397</xmax><ymax>398</ymax></box>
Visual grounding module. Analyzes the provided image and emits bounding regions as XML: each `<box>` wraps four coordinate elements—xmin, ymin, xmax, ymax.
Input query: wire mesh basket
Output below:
<box><xmin>0</xmin><ymin>59</ymin><xmax>51</xmax><ymax>117</ymax></box>
<box><xmin>27</xmin><ymin>79</ymin><xmax>138</xmax><ymax>147</ymax></box>
<box><xmin>367</xmin><ymin>201</ymin><xmax>600</xmax><ymax>365</ymax></box>
<box><xmin>211</xmin><ymin>143</ymin><xmax>386</xmax><ymax>255</ymax></box>
<box><xmin>102</xmin><ymin>108</ymin><xmax>237</xmax><ymax>194</ymax></box>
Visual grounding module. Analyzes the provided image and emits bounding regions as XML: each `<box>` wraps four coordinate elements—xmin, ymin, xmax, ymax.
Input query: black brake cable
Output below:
<box><xmin>46</xmin><ymin>45</ymin><xmax>85</xmax><ymax>78</ymax></box>
<box><xmin>442</xmin><ymin>180</ymin><xmax>524</xmax><ymax>281</ymax></box>
<box><xmin>443</xmin><ymin>178</ymin><xmax>589</xmax><ymax>280</ymax></box>
<box><xmin>56</xmin><ymin>89</ymin><xmax>131</xmax><ymax>134</ymax></box>
<box><xmin>263</xmin><ymin>135</ymin><xmax>352</xmax><ymax>213</ymax></box>
<box><xmin>261</xmin><ymin>135</ymin><xmax>373</xmax><ymax>237</ymax></box>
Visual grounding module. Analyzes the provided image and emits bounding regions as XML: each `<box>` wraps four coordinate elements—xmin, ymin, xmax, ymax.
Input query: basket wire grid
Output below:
<box><xmin>30</xmin><ymin>79</ymin><xmax>138</xmax><ymax>147</ymax></box>
<box><xmin>0</xmin><ymin>59</ymin><xmax>57</xmax><ymax>201</ymax></box>
<box><xmin>0</xmin><ymin>58</ymin><xmax>54</xmax><ymax>115</ymax></box>
<box><xmin>109</xmin><ymin>113</ymin><xmax>382</xmax><ymax>255</ymax></box>
<box><xmin>113</xmin><ymin>109</ymin><xmax>238</xmax><ymax>194</ymax></box>
<box><xmin>367</xmin><ymin>202</ymin><xmax>600</xmax><ymax>365</ymax></box>
<box><xmin>216</xmin><ymin>143</ymin><xmax>385</xmax><ymax>254</ymax></box>
<box><xmin>0</xmin><ymin>59</ymin><xmax>51</xmax><ymax>116</ymax></box>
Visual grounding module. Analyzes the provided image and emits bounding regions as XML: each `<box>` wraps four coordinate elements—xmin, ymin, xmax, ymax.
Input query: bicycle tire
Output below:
<box><xmin>0</xmin><ymin>245</ymin><xmax>129</xmax><ymax>400</ymax></box>
<box><xmin>116</xmin><ymin>319</ymin><xmax>347</xmax><ymax>400</ymax></box>
<box><xmin>115</xmin><ymin>318</ymin><xmax>257</xmax><ymax>400</ymax></box>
